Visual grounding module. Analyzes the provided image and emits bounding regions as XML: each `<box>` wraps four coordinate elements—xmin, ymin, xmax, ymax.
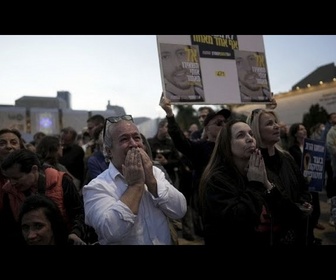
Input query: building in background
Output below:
<box><xmin>0</xmin><ymin>91</ymin><xmax>128</xmax><ymax>142</ymax></box>
<box><xmin>1</xmin><ymin>62</ymin><xmax>335</xmax><ymax>141</ymax></box>
<box><xmin>233</xmin><ymin>62</ymin><xmax>336</xmax><ymax>126</ymax></box>
<box><xmin>292</xmin><ymin>63</ymin><xmax>336</xmax><ymax>91</ymax></box>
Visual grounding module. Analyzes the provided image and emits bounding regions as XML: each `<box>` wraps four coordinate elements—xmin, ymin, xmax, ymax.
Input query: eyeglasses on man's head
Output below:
<box><xmin>103</xmin><ymin>115</ymin><xmax>134</xmax><ymax>138</ymax></box>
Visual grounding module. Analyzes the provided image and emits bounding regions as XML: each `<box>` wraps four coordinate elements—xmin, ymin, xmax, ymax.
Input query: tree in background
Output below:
<box><xmin>174</xmin><ymin>104</ymin><xmax>245</xmax><ymax>130</ymax></box>
<box><xmin>172</xmin><ymin>103</ymin><xmax>329</xmax><ymax>135</ymax></box>
<box><xmin>174</xmin><ymin>105</ymin><xmax>199</xmax><ymax>131</ymax></box>
<box><xmin>302</xmin><ymin>104</ymin><xmax>328</xmax><ymax>135</ymax></box>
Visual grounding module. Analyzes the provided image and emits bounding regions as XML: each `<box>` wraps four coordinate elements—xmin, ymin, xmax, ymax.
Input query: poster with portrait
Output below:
<box><xmin>158</xmin><ymin>43</ymin><xmax>204</xmax><ymax>103</ymax></box>
<box><xmin>301</xmin><ymin>138</ymin><xmax>326</xmax><ymax>192</ymax></box>
<box><xmin>234</xmin><ymin>50</ymin><xmax>271</xmax><ymax>102</ymax></box>
<box><xmin>156</xmin><ymin>35</ymin><xmax>272</xmax><ymax>105</ymax></box>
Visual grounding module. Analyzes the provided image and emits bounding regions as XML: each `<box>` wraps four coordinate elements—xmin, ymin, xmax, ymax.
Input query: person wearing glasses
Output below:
<box><xmin>160</xmin><ymin>96</ymin><xmax>231</xmax><ymax>240</ymax></box>
<box><xmin>190</xmin><ymin>106</ymin><xmax>215</xmax><ymax>141</ymax></box>
<box><xmin>247</xmin><ymin>109</ymin><xmax>315</xmax><ymax>245</ymax></box>
<box><xmin>82</xmin><ymin>115</ymin><xmax>187</xmax><ymax>245</ymax></box>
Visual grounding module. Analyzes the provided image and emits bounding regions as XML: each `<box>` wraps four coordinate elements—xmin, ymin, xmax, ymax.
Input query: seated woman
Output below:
<box><xmin>19</xmin><ymin>194</ymin><xmax>69</xmax><ymax>245</ymax></box>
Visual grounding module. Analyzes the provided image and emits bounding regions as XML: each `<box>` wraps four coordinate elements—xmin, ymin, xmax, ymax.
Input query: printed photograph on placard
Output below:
<box><xmin>301</xmin><ymin>138</ymin><xmax>326</xmax><ymax>192</ymax></box>
<box><xmin>159</xmin><ymin>43</ymin><xmax>205</xmax><ymax>102</ymax></box>
<box><xmin>190</xmin><ymin>35</ymin><xmax>238</xmax><ymax>59</ymax></box>
<box><xmin>234</xmin><ymin>50</ymin><xmax>272</xmax><ymax>102</ymax></box>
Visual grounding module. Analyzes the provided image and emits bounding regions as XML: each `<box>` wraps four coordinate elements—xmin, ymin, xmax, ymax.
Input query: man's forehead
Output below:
<box><xmin>0</xmin><ymin>133</ymin><xmax>19</xmax><ymax>140</ymax></box>
<box><xmin>206</xmin><ymin>116</ymin><xmax>225</xmax><ymax>127</ymax></box>
<box><xmin>161</xmin><ymin>44</ymin><xmax>185</xmax><ymax>52</ymax></box>
<box><xmin>112</xmin><ymin>121</ymin><xmax>138</xmax><ymax>134</ymax></box>
<box><xmin>88</xmin><ymin>120</ymin><xmax>100</xmax><ymax>127</ymax></box>
<box><xmin>200</xmin><ymin>108</ymin><xmax>209</xmax><ymax>113</ymax></box>
<box><xmin>212</xmin><ymin>115</ymin><xmax>225</xmax><ymax>121</ymax></box>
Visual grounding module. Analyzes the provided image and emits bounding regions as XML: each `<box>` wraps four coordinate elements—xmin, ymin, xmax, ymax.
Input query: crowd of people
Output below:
<box><xmin>0</xmin><ymin>99</ymin><xmax>335</xmax><ymax>246</ymax></box>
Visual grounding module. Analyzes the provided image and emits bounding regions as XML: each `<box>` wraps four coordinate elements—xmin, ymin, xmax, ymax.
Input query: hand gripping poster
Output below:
<box><xmin>157</xmin><ymin>35</ymin><xmax>272</xmax><ymax>105</ymax></box>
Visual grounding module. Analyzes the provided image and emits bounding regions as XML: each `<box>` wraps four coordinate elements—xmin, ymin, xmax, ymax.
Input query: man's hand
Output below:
<box><xmin>120</xmin><ymin>148</ymin><xmax>146</xmax><ymax>214</ymax></box>
<box><xmin>122</xmin><ymin>148</ymin><xmax>145</xmax><ymax>187</ymax></box>
<box><xmin>266</xmin><ymin>96</ymin><xmax>277</xmax><ymax>110</ymax></box>
<box><xmin>139</xmin><ymin>148</ymin><xmax>158</xmax><ymax>197</ymax></box>
<box><xmin>160</xmin><ymin>94</ymin><xmax>174</xmax><ymax>117</ymax></box>
<box><xmin>68</xmin><ymin>233</ymin><xmax>87</xmax><ymax>245</ymax></box>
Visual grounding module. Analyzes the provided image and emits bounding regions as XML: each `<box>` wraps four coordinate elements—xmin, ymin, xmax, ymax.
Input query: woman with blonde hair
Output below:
<box><xmin>247</xmin><ymin>109</ymin><xmax>315</xmax><ymax>245</ymax></box>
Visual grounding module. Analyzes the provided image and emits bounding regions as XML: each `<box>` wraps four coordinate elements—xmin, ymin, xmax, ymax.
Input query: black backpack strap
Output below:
<box><xmin>37</xmin><ymin>170</ymin><xmax>46</xmax><ymax>195</ymax></box>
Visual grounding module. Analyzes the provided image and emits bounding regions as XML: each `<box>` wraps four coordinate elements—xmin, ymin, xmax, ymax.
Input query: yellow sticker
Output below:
<box><xmin>215</xmin><ymin>71</ymin><xmax>225</xmax><ymax>77</ymax></box>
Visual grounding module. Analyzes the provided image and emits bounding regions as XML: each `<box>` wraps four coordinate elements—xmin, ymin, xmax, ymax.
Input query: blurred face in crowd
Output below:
<box><xmin>188</xmin><ymin>123</ymin><xmax>198</xmax><ymax>134</ymax></box>
<box><xmin>87</xmin><ymin>121</ymin><xmax>103</xmax><ymax>139</ymax></box>
<box><xmin>158</xmin><ymin>122</ymin><xmax>169</xmax><ymax>139</ymax></box>
<box><xmin>60</xmin><ymin>131</ymin><xmax>75</xmax><ymax>148</ymax></box>
<box><xmin>330</xmin><ymin>113</ymin><xmax>336</xmax><ymax>125</ymax></box>
<box><xmin>2</xmin><ymin>164</ymin><xmax>38</xmax><ymax>192</ymax></box>
<box><xmin>21</xmin><ymin>208</ymin><xmax>55</xmax><ymax>245</ymax></box>
<box><xmin>205</xmin><ymin>115</ymin><xmax>226</xmax><ymax>142</ymax></box>
<box><xmin>278</xmin><ymin>121</ymin><xmax>288</xmax><ymax>137</ymax></box>
<box><xmin>0</xmin><ymin>132</ymin><xmax>22</xmax><ymax>162</ymax></box>
<box><xmin>33</xmin><ymin>133</ymin><xmax>46</xmax><ymax>147</ymax></box>
<box><xmin>198</xmin><ymin>108</ymin><xmax>211</xmax><ymax>126</ymax></box>
<box><xmin>318</xmin><ymin>123</ymin><xmax>325</xmax><ymax>132</ymax></box>
<box><xmin>295</xmin><ymin>124</ymin><xmax>307</xmax><ymax>140</ymax></box>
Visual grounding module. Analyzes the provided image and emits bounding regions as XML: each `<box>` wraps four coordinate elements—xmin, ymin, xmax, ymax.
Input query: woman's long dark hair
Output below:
<box><xmin>36</xmin><ymin>135</ymin><xmax>61</xmax><ymax>167</ymax></box>
<box><xmin>19</xmin><ymin>194</ymin><xmax>69</xmax><ymax>245</ymax></box>
<box><xmin>199</xmin><ymin>119</ymin><xmax>246</xmax><ymax>209</ymax></box>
